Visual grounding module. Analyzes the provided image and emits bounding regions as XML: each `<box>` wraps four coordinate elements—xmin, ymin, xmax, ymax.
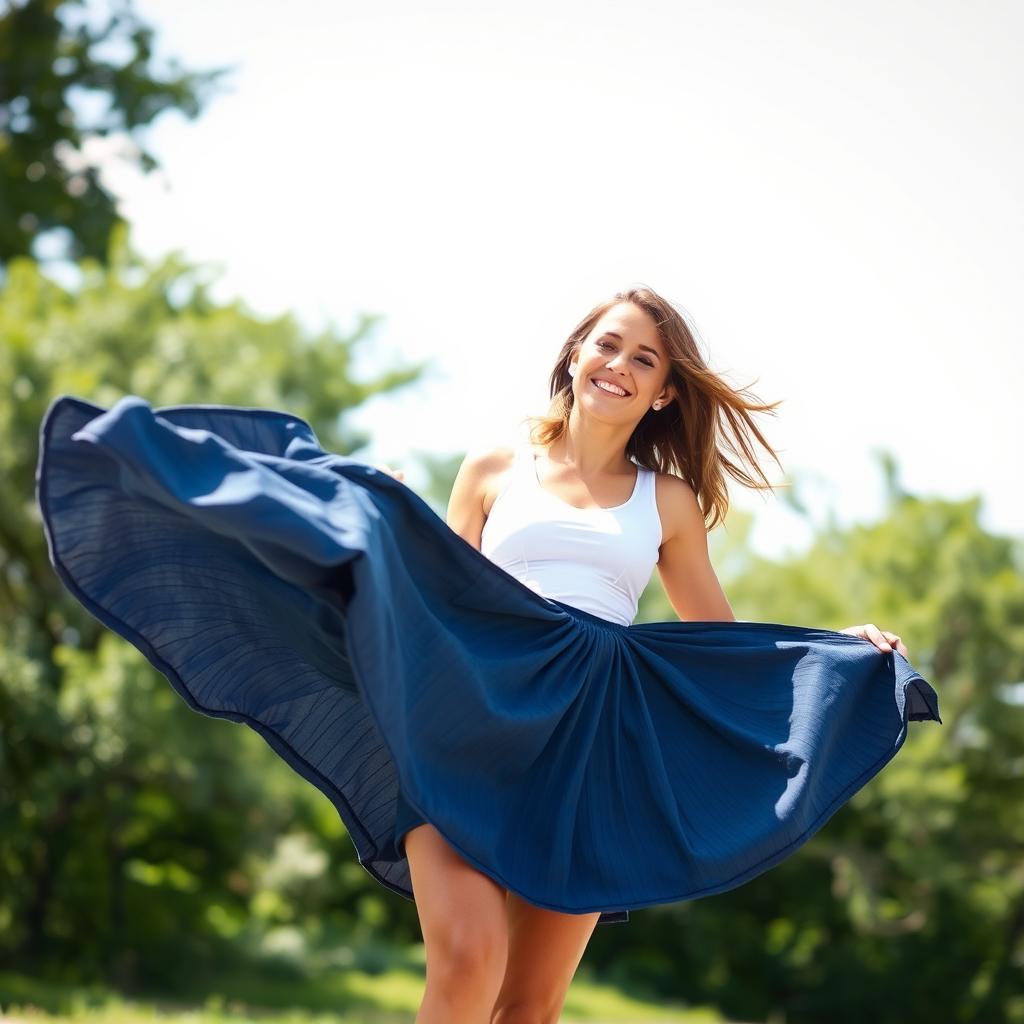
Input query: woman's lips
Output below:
<box><xmin>590</xmin><ymin>377</ymin><xmax>630</xmax><ymax>398</ymax></box>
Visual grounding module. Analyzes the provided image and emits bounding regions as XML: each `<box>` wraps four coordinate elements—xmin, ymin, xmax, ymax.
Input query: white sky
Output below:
<box><xmin>59</xmin><ymin>0</ymin><xmax>1023</xmax><ymax>557</ymax></box>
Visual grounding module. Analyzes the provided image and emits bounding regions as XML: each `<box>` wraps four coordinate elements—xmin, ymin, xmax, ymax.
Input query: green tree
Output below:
<box><xmin>617</xmin><ymin>479</ymin><xmax>1024</xmax><ymax>1024</ymax></box>
<box><xmin>0</xmin><ymin>227</ymin><xmax>428</xmax><ymax>983</ymax></box>
<box><xmin>5</xmin><ymin>231</ymin><xmax>1022</xmax><ymax>1018</ymax></box>
<box><xmin>0</xmin><ymin>0</ymin><xmax>230</xmax><ymax>273</ymax></box>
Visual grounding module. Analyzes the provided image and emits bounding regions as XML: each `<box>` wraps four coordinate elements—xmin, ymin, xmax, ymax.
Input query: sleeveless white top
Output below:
<box><xmin>480</xmin><ymin>445</ymin><xmax>663</xmax><ymax>626</ymax></box>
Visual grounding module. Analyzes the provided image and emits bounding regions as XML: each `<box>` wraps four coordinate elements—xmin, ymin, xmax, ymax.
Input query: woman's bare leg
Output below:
<box><xmin>489</xmin><ymin>889</ymin><xmax>601</xmax><ymax>1024</ymax></box>
<box><xmin>403</xmin><ymin>823</ymin><xmax>510</xmax><ymax>1024</ymax></box>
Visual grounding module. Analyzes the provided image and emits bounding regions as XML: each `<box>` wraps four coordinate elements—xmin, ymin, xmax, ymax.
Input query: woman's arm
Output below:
<box><xmin>445</xmin><ymin>446</ymin><xmax>521</xmax><ymax>549</ymax></box>
<box><xmin>445</xmin><ymin>453</ymin><xmax>486</xmax><ymax>550</ymax></box>
<box><xmin>654</xmin><ymin>474</ymin><xmax>736</xmax><ymax>622</ymax></box>
<box><xmin>654</xmin><ymin>476</ymin><xmax>909</xmax><ymax>654</ymax></box>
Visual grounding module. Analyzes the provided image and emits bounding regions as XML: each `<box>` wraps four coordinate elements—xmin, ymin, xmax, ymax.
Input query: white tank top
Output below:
<box><xmin>480</xmin><ymin>444</ymin><xmax>663</xmax><ymax>626</ymax></box>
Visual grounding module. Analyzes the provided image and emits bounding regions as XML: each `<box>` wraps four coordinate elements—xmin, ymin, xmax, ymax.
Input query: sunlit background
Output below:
<box><xmin>43</xmin><ymin>0</ymin><xmax>1023</xmax><ymax>552</ymax></box>
<box><xmin>5</xmin><ymin>1</ymin><xmax>1023</xmax><ymax>1022</ymax></box>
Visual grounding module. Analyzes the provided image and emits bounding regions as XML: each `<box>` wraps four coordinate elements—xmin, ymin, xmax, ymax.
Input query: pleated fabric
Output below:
<box><xmin>35</xmin><ymin>394</ymin><xmax>942</xmax><ymax>926</ymax></box>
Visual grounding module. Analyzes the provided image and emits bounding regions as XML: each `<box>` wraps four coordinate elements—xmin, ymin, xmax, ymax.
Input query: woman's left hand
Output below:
<box><xmin>370</xmin><ymin>463</ymin><xmax>405</xmax><ymax>482</ymax></box>
<box><xmin>839</xmin><ymin>623</ymin><xmax>909</xmax><ymax>658</ymax></box>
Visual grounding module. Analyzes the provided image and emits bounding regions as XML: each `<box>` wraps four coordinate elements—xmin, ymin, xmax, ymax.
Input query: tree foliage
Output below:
<box><xmin>2</xmin><ymin>0</ymin><xmax>1022</xmax><ymax>1019</ymax></box>
<box><xmin>0</xmin><ymin>230</ymin><xmax>429</xmax><ymax>984</ymax></box>
<box><xmin>629</xmin><ymin>484</ymin><xmax>1024</xmax><ymax>1023</ymax></box>
<box><xmin>3</xmin><ymin>237</ymin><xmax>1022</xmax><ymax>1019</ymax></box>
<box><xmin>0</xmin><ymin>0</ymin><xmax>231</xmax><ymax>272</ymax></box>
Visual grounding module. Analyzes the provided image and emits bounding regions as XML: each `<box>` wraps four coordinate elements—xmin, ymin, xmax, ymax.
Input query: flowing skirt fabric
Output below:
<box><xmin>35</xmin><ymin>395</ymin><xmax>942</xmax><ymax>926</ymax></box>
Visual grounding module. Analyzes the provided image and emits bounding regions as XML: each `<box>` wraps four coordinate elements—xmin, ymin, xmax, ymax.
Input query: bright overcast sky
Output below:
<box><xmin>63</xmin><ymin>0</ymin><xmax>1022</xmax><ymax>556</ymax></box>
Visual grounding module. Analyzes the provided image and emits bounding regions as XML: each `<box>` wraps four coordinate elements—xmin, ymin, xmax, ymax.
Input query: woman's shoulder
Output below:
<box><xmin>650</xmin><ymin>470</ymin><xmax>702</xmax><ymax>545</ymax></box>
<box><xmin>457</xmin><ymin>443</ymin><xmax>523</xmax><ymax>518</ymax></box>
<box><xmin>650</xmin><ymin>467</ymin><xmax>694</xmax><ymax>495</ymax></box>
<box><xmin>461</xmin><ymin>442</ymin><xmax>522</xmax><ymax>474</ymax></box>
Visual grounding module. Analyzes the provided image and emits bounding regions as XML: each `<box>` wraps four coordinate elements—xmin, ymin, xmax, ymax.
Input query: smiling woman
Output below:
<box><xmin>34</xmin><ymin>284</ymin><xmax>940</xmax><ymax>1023</ymax></box>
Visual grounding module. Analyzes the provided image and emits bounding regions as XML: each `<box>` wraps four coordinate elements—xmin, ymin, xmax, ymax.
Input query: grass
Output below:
<box><xmin>0</xmin><ymin>968</ymin><xmax>736</xmax><ymax>1023</ymax></box>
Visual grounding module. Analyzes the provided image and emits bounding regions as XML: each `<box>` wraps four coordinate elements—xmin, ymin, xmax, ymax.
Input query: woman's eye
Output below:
<box><xmin>598</xmin><ymin>340</ymin><xmax>654</xmax><ymax>367</ymax></box>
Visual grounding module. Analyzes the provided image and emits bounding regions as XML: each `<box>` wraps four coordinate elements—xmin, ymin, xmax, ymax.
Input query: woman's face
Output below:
<box><xmin>569</xmin><ymin>303</ymin><xmax>674</xmax><ymax>421</ymax></box>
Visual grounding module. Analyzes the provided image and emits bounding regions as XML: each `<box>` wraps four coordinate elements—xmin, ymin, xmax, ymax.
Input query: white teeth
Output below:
<box><xmin>592</xmin><ymin>378</ymin><xmax>628</xmax><ymax>397</ymax></box>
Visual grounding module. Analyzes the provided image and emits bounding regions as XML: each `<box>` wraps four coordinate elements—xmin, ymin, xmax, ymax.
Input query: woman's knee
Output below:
<box><xmin>427</xmin><ymin>919</ymin><xmax>507</xmax><ymax>983</ymax></box>
<box><xmin>404</xmin><ymin>824</ymin><xmax>509</xmax><ymax>984</ymax></box>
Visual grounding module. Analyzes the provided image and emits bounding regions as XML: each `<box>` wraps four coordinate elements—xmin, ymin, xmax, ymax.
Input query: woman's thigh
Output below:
<box><xmin>489</xmin><ymin>889</ymin><xmax>601</xmax><ymax>1022</ymax></box>
<box><xmin>403</xmin><ymin>823</ymin><xmax>510</xmax><ymax>985</ymax></box>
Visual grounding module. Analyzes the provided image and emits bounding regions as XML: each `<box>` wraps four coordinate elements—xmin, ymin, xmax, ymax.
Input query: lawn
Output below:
<box><xmin>0</xmin><ymin>967</ymin><xmax>737</xmax><ymax>1024</ymax></box>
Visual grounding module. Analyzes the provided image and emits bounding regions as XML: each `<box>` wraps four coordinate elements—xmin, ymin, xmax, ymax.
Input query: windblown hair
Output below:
<box><xmin>522</xmin><ymin>285</ymin><xmax>785</xmax><ymax>532</ymax></box>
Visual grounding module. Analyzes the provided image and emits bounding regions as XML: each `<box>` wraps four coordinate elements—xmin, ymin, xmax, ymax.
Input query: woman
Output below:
<box><xmin>36</xmin><ymin>285</ymin><xmax>939</xmax><ymax>1024</ymax></box>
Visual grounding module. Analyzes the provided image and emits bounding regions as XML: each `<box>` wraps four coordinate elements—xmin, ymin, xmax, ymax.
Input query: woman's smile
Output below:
<box><xmin>590</xmin><ymin>377</ymin><xmax>631</xmax><ymax>398</ymax></box>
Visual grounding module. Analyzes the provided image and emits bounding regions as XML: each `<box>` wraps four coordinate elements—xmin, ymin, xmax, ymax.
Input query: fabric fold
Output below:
<box><xmin>36</xmin><ymin>394</ymin><xmax>941</xmax><ymax>927</ymax></box>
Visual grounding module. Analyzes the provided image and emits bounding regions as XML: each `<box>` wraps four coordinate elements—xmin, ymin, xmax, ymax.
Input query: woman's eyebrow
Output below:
<box><xmin>601</xmin><ymin>332</ymin><xmax>661</xmax><ymax>359</ymax></box>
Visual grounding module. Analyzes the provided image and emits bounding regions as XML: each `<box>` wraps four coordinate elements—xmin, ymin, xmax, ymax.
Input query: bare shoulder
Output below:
<box><xmin>652</xmin><ymin>470</ymin><xmax>705</xmax><ymax>547</ymax></box>
<box><xmin>455</xmin><ymin>444</ymin><xmax>519</xmax><ymax>518</ymax></box>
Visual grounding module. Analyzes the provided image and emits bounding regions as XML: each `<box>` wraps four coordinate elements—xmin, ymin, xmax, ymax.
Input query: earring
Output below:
<box><xmin>568</xmin><ymin>364</ymin><xmax>576</xmax><ymax>378</ymax></box>
<box><xmin>652</xmin><ymin>401</ymin><xmax>663</xmax><ymax>410</ymax></box>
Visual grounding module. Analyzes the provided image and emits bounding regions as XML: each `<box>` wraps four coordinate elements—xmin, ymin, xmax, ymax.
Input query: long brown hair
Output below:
<box><xmin>522</xmin><ymin>285</ymin><xmax>785</xmax><ymax>532</ymax></box>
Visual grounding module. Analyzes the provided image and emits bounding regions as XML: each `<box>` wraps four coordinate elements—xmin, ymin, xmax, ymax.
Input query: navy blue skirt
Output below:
<box><xmin>35</xmin><ymin>395</ymin><xmax>940</xmax><ymax>927</ymax></box>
